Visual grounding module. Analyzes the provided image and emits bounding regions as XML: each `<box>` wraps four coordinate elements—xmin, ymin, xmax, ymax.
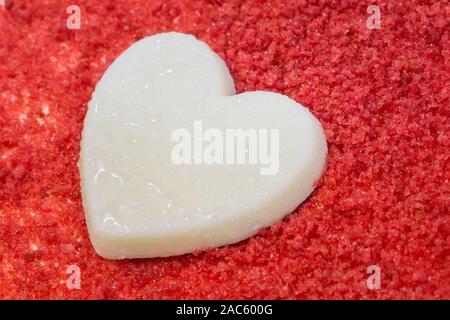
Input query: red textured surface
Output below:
<box><xmin>0</xmin><ymin>0</ymin><xmax>449</xmax><ymax>299</ymax></box>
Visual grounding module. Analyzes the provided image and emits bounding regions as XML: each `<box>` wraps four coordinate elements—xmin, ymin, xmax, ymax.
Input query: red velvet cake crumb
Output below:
<box><xmin>0</xmin><ymin>0</ymin><xmax>449</xmax><ymax>299</ymax></box>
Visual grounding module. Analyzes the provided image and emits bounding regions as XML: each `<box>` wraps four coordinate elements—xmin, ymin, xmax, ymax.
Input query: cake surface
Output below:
<box><xmin>0</xmin><ymin>0</ymin><xmax>449</xmax><ymax>299</ymax></box>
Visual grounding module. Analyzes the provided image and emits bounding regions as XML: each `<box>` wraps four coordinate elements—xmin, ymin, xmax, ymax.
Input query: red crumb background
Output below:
<box><xmin>0</xmin><ymin>0</ymin><xmax>449</xmax><ymax>299</ymax></box>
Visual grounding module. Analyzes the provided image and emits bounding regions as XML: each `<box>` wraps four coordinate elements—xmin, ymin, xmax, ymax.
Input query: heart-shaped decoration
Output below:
<box><xmin>80</xmin><ymin>32</ymin><xmax>327</xmax><ymax>259</ymax></box>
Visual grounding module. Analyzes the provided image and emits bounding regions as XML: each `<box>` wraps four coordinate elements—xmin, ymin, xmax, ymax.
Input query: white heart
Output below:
<box><xmin>80</xmin><ymin>32</ymin><xmax>327</xmax><ymax>259</ymax></box>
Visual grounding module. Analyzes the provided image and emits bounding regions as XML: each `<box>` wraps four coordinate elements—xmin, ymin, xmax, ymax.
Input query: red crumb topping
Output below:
<box><xmin>0</xmin><ymin>0</ymin><xmax>449</xmax><ymax>299</ymax></box>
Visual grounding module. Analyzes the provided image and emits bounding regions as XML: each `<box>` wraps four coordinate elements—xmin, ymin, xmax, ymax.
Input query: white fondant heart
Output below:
<box><xmin>80</xmin><ymin>32</ymin><xmax>327</xmax><ymax>259</ymax></box>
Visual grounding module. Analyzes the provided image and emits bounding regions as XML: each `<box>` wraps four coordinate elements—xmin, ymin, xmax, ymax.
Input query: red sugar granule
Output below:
<box><xmin>0</xmin><ymin>0</ymin><xmax>449</xmax><ymax>299</ymax></box>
